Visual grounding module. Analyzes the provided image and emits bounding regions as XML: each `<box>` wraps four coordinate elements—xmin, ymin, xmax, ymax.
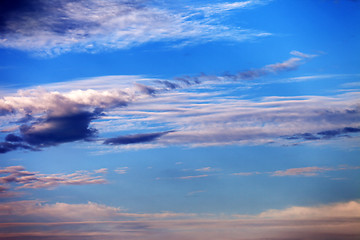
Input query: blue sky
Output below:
<box><xmin>0</xmin><ymin>0</ymin><xmax>360</xmax><ymax>239</ymax></box>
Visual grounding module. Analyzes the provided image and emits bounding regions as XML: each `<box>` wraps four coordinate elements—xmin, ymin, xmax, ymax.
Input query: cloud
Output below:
<box><xmin>186</xmin><ymin>190</ymin><xmax>206</xmax><ymax>196</ymax></box>
<box><xmin>232</xmin><ymin>172</ymin><xmax>260</xmax><ymax>176</ymax></box>
<box><xmin>114</xmin><ymin>167</ymin><xmax>128</xmax><ymax>175</ymax></box>
<box><xmin>0</xmin><ymin>166</ymin><xmax>107</xmax><ymax>196</ymax></box>
<box><xmin>0</xmin><ymin>80</ymin><xmax>149</xmax><ymax>153</ymax></box>
<box><xmin>195</xmin><ymin>0</ymin><xmax>270</xmax><ymax>16</ymax></box>
<box><xmin>290</xmin><ymin>50</ymin><xmax>318</xmax><ymax>59</ymax></box>
<box><xmin>286</xmin><ymin>127</ymin><xmax>360</xmax><ymax>141</ymax></box>
<box><xmin>177</xmin><ymin>174</ymin><xmax>208</xmax><ymax>180</ymax></box>
<box><xmin>0</xmin><ymin>54</ymin><xmax>358</xmax><ymax>153</ymax></box>
<box><xmin>271</xmin><ymin>166</ymin><xmax>333</xmax><ymax>177</ymax></box>
<box><xmin>231</xmin><ymin>165</ymin><xmax>360</xmax><ymax>177</ymax></box>
<box><xmin>0</xmin><ymin>200</ymin><xmax>359</xmax><ymax>240</ymax></box>
<box><xmin>94</xmin><ymin>168</ymin><xmax>108</xmax><ymax>174</ymax></box>
<box><xmin>0</xmin><ymin>141</ymin><xmax>38</xmax><ymax>154</ymax></box>
<box><xmin>258</xmin><ymin>200</ymin><xmax>360</xmax><ymax>219</ymax></box>
<box><xmin>0</xmin><ymin>0</ymin><xmax>271</xmax><ymax>56</ymax></box>
<box><xmin>20</xmin><ymin>111</ymin><xmax>99</xmax><ymax>147</ymax></box>
<box><xmin>104</xmin><ymin>131</ymin><xmax>174</xmax><ymax>145</ymax></box>
<box><xmin>195</xmin><ymin>167</ymin><xmax>218</xmax><ymax>172</ymax></box>
<box><xmin>175</xmin><ymin>51</ymin><xmax>315</xmax><ymax>83</ymax></box>
<box><xmin>0</xmin><ymin>110</ymin><xmax>101</xmax><ymax>153</ymax></box>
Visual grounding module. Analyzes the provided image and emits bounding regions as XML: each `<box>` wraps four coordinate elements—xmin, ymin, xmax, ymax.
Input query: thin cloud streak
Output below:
<box><xmin>231</xmin><ymin>165</ymin><xmax>360</xmax><ymax>177</ymax></box>
<box><xmin>0</xmin><ymin>166</ymin><xmax>107</xmax><ymax>196</ymax></box>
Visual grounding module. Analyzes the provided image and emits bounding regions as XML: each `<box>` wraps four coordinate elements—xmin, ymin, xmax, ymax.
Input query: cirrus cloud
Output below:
<box><xmin>0</xmin><ymin>0</ymin><xmax>271</xmax><ymax>56</ymax></box>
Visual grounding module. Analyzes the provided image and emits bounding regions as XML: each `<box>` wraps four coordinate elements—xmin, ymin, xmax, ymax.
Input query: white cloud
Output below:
<box><xmin>114</xmin><ymin>167</ymin><xmax>128</xmax><ymax>175</ymax></box>
<box><xmin>0</xmin><ymin>0</ymin><xmax>271</xmax><ymax>56</ymax></box>
<box><xmin>177</xmin><ymin>174</ymin><xmax>208</xmax><ymax>180</ymax></box>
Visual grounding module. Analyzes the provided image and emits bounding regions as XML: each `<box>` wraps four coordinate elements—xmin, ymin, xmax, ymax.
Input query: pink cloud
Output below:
<box><xmin>0</xmin><ymin>166</ymin><xmax>107</xmax><ymax>196</ymax></box>
<box><xmin>0</xmin><ymin>200</ymin><xmax>359</xmax><ymax>240</ymax></box>
<box><xmin>177</xmin><ymin>175</ymin><xmax>208</xmax><ymax>180</ymax></box>
<box><xmin>271</xmin><ymin>166</ymin><xmax>333</xmax><ymax>177</ymax></box>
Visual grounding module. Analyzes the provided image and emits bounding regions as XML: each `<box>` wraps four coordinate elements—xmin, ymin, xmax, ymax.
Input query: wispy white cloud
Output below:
<box><xmin>186</xmin><ymin>190</ymin><xmax>206</xmax><ymax>196</ymax></box>
<box><xmin>177</xmin><ymin>174</ymin><xmax>209</xmax><ymax>180</ymax></box>
<box><xmin>193</xmin><ymin>0</ymin><xmax>270</xmax><ymax>16</ymax></box>
<box><xmin>0</xmin><ymin>200</ymin><xmax>359</xmax><ymax>240</ymax></box>
<box><xmin>232</xmin><ymin>171</ymin><xmax>261</xmax><ymax>176</ymax></box>
<box><xmin>94</xmin><ymin>168</ymin><xmax>108</xmax><ymax>174</ymax></box>
<box><xmin>114</xmin><ymin>167</ymin><xmax>128</xmax><ymax>175</ymax></box>
<box><xmin>290</xmin><ymin>50</ymin><xmax>318</xmax><ymax>59</ymax></box>
<box><xmin>0</xmin><ymin>0</ymin><xmax>271</xmax><ymax>56</ymax></box>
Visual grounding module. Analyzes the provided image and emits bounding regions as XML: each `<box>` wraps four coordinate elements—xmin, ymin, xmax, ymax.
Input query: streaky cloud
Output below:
<box><xmin>0</xmin><ymin>200</ymin><xmax>359</xmax><ymax>240</ymax></box>
<box><xmin>0</xmin><ymin>0</ymin><xmax>271</xmax><ymax>56</ymax></box>
<box><xmin>0</xmin><ymin>166</ymin><xmax>107</xmax><ymax>195</ymax></box>
<box><xmin>104</xmin><ymin>131</ymin><xmax>174</xmax><ymax>145</ymax></box>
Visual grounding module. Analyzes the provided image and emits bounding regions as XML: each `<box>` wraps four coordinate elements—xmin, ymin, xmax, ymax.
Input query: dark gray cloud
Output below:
<box><xmin>0</xmin><ymin>110</ymin><xmax>101</xmax><ymax>153</ymax></box>
<box><xmin>20</xmin><ymin>111</ymin><xmax>99</xmax><ymax>147</ymax></box>
<box><xmin>286</xmin><ymin>127</ymin><xmax>360</xmax><ymax>142</ymax></box>
<box><xmin>0</xmin><ymin>0</ymin><xmax>39</xmax><ymax>33</ymax></box>
<box><xmin>318</xmin><ymin>127</ymin><xmax>360</xmax><ymax>139</ymax></box>
<box><xmin>155</xmin><ymin>80</ymin><xmax>180</xmax><ymax>90</ymax></box>
<box><xmin>5</xmin><ymin>134</ymin><xmax>23</xmax><ymax>142</ymax></box>
<box><xmin>286</xmin><ymin>133</ymin><xmax>321</xmax><ymax>141</ymax></box>
<box><xmin>104</xmin><ymin>131</ymin><xmax>173</xmax><ymax>145</ymax></box>
<box><xmin>0</xmin><ymin>142</ymin><xmax>37</xmax><ymax>154</ymax></box>
<box><xmin>0</xmin><ymin>0</ymin><xmax>106</xmax><ymax>35</ymax></box>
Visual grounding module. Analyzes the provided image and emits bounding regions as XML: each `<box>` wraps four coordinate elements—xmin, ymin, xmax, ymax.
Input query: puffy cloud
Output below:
<box><xmin>0</xmin><ymin>200</ymin><xmax>359</xmax><ymax>240</ymax></box>
<box><xmin>0</xmin><ymin>0</ymin><xmax>270</xmax><ymax>56</ymax></box>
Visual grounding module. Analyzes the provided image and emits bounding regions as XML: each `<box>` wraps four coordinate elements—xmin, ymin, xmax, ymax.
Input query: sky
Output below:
<box><xmin>0</xmin><ymin>0</ymin><xmax>360</xmax><ymax>239</ymax></box>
